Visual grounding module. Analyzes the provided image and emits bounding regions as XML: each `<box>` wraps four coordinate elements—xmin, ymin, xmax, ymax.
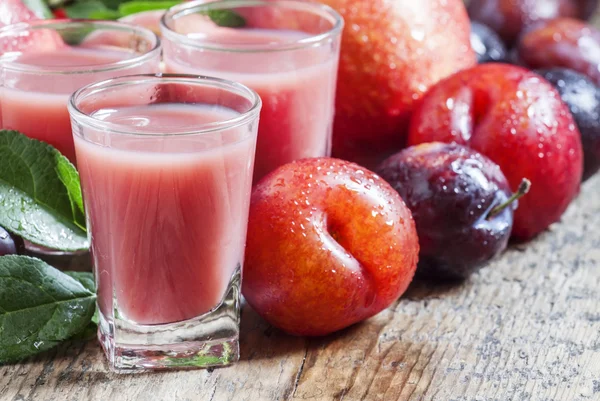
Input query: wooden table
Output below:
<box><xmin>1</xmin><ymin>176</ymin><xmax>599</xmax><ymax>401</ymax></box>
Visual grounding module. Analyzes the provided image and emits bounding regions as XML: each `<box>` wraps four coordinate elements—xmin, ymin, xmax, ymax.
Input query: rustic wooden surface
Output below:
<box><xmin>0</xmin><ymin>176</ymin><xmax>599</xmax><ymax>401</ymax></box>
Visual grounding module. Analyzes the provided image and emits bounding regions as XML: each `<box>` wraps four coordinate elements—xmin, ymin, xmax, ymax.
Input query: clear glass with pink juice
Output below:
<box><xmin>68</xmin><ymin>74</ymin><xmax>261</xmax><ymax>372</ymax></box>
<box><xmin>161</xmin><ymin>0</ymin><xmax>343</xmax><ymax>183</ymax></box>
<box><xmin>0</xmin><ymin>20</ymin><xmax>161</xmax><ymax>163</ymax></box>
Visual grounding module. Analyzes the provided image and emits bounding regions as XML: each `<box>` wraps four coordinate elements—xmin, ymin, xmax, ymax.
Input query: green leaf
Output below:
<box><xmin>117</xmin><ymin>1</ymin><xmax>245</xmax><ymax>28</ymax></box>
<box><xmin>64</xmin><ymin>271</ymin><xmax>95</xmax><ymax>293</ymax></box>
<box><xmin>118</xmin><ymin>1</ymin><xmax>180</xmax><ymax>16</ymax></box>
<box><xmin>64</xmin><ymin>0</ymin><xmax>110</xmax><ymax>19</ymax></box>
<box><xmin>69</xmin><ymin>321</ymin><xmax>97</xmax><ymax>341</ymax></box>
<box><xmin>22</xmin><ymin>0</ymin><xmax>54</xmax><ymax>18</ymax></box>
<box><xmin>59</xmin><ymin>24</ymin><xmax>96</xmax><ymax>46</ymax></box>
<box><xmin>63</xmin><ymin>271</ymin><xmax>98</xmax><ymax>339</ymax></box>
<box><xmin>88</xmin><ymin>9</ymin><xmax>122</xmax><ymax>19</ymax></box>
<box><xmin>97</xmin><ymin>0</ymin><xmax>125</xmax><ymax>10</ymax></box>
<box><xmin>0</xmin><ymin>256</ymin><xmax>96</xmax><ymax>364</ymax></box>
<box><xmin>63</xmin><ymin>271</ymin><xmax>98</xmax><ymax>324</ymax></box>
<box><xmin>205</xmin><ymin>9</ymin><xmax>246</xmax><ymax>28</ymax></box>
<box><xmin>0</xmin><ymin>130</ymin><xmax>88</xmax><ymax>251</ymax></box>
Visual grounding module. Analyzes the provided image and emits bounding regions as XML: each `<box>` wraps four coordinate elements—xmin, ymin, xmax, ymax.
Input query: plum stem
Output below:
<box><xmin>488</xmin><ymin>178</ymin><xmax>532</xmax><ymax>219</ymax></box>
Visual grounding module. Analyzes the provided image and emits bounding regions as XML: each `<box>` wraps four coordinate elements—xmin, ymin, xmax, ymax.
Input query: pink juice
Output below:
<box><xmin>0</xmin><ymin>46</ymin><xmax>156</xmax><ymax>162</ymax></box>
<box><xmin>75</xmin><ymin>103</ymin><xmax>256</xmax><ymax>325</ymax></box>
<box><xmin>163</xmin><ymin>27</ymin><xmax>338</xmax><ymax>182</ymax></box>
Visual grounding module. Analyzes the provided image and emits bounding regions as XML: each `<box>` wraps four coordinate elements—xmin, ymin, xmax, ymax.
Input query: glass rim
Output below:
<box><xmin>0</xmin><ymin>19</ymin><xmax>161</xmax><ymax>75</ymax></box>
<box><xmin>160</xmin><ymin>0</ymin><xmax>344</xmax><ymax>53</ymax></box>
<box><xmin>68</xmin><ymin>73</ymin><xmax>262</xmax><ymax>137</ymax></box>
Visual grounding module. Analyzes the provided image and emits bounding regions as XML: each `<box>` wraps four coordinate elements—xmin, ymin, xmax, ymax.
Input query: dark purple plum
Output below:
<box><xmin>0</xmin><ymin>226</ymin><xmax>18</xmax><ymax>256</ymax></box>
<box><xmin>468</xmin><ymin>0</ymin><xmax>598</xmax><ymax>45</ymax></box>
<box><xmin>517</xmin><ymin>18</ymin><xmax>600</xmax><ymax>85</ymax></box>
<box><xmin>377</xmin><ymin>143</ymin><xmax>529</xmax><ymax>281</ymax></box>
<box><xmin>537</xmin><ymin>68</ymin><xmax>600</xmax><ymax>181</ymax></box>
<box><xmin>471</xmin><ymin>22</ymin><xmax>507</xmax><ymax>63</ymax></box>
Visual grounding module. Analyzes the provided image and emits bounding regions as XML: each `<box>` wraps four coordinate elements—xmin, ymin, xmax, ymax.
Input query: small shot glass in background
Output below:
<box><xmin>161</xmin><ymin>0</ymin><xmax>344</xmax><ymax>183</ymax></box>
<box><xmin>0</xmin><ymin>19</ymin><xmax>161</xmax><ymax>163</ymax></box>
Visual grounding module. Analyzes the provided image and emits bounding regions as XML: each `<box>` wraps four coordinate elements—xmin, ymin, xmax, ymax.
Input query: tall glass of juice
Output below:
<box><xmin>68</xmin><ymin>74</ymin><xmax>261</xmax><ymax>372</ymax></box>
<box><xmin>0</xmin><ymin>20</ymin><xmax>161</xmax><ymax>163</ymax></box>
<box><xmin>161</xmin><ymin>0</ymin><xmax>343</xmax><ymax>183</ymax></box>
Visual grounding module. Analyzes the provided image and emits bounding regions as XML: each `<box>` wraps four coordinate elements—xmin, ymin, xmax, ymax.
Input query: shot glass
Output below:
<box><xmin>0</xmin><ymin>19</ymin><xmax>161</xmax><ymax>163</ymax></box>
<box><xmin>68</xmin><ymin>74</ymin><xmax>261</xmax><ymax>372</ymax></box>
<box><xmin>161</xmin><ymin>0</ymin><xmax>343</xmax><ymax>183</ymax></box>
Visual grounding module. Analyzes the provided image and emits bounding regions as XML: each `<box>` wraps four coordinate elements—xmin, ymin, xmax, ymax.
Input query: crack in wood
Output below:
<box><xmin>402</xmin><ymin>342</ymin><xmax>427</xmax><ymax>400</ymax></box>
<box><xmin>362</xmin><ymin>340</ymin><xmax>395</xmax><ymax>398</ymax></box>
<box><xmin>290</xmin><ymin>345</ymin><xmax>309</xmax><ymax>398</ymax></box>
<box><xmin>207</xmin><ymin>384</ymin><xmax>217</xmax><ymax>401</ymax></box>
<box><xmin>343</xmin><ymin>313</ymin><xmax>397</xmax><ymax>399</ymax></box>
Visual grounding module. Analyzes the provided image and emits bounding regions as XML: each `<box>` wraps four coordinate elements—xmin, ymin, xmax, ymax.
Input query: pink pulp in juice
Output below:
<box><xmin>0</xmin><ymin>47</ymin><xmax>143</xmax><ymax>162</ymax></box>
<box><xmin>75</xmin><ymin>103</ymin><xmax>255</xmax><ymax>325</ymax></box>
<box><xmin>164</xmin><ymin>27</ymin><xmax>338</xmax><ymax>183</ymax></box>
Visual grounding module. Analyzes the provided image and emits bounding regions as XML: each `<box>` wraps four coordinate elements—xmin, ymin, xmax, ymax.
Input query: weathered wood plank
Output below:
<box><xmin>1</xmin><ymin>176</ymin><xmax>599</xmax><ymax>401</ymax></box>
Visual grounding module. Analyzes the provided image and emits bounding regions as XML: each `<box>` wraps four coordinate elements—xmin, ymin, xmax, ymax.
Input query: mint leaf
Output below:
<box><xmin>0</xmin><ymin>130</ymin><xmax>88</xmax><ymax>251</ymax></box>
<box><xmin>206</xmin><ymin>9</ymin><xmax>246</xmax><ymax>28</ymax></box>
<box><xmin>23</xmin><ymin>0</ymin><xmax>54</xmax><ymax>18</ymax></box>
<box><xmin>0</xmin><ymin>256</ymin><xmax>96</xmax><ymax>363</ymax></box>
<box><xmin>118</xmin><ymin>1</ymin><xmax>180</xmax><ymax>16</ymax></box>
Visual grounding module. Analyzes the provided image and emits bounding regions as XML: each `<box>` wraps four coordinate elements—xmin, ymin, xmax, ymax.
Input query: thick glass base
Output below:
<box><xmin>98</xmin><ymin>267</ymin><xmax>241</xmax><ymax>373</ymax></box>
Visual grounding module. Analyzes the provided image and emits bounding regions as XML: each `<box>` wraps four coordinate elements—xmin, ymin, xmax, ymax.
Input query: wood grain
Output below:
<box><xmin>1</xmin><ymin>175</ymin><xmax>599</xmax><ymax>401</ymax></box>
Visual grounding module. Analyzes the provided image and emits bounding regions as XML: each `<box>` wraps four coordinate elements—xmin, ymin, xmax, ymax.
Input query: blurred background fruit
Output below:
<box><xmin>0</xmin><ymin>226</ymin><xmax>25</xmax><ymax>256</ymax></box>
<box><xmin>316</xmin><ymin>0</ymin><xmax>476</xmax><ymax>169</ymax></box>
<box><xmin>467</xmin><ymin>0</ymin><xmax>598</xmax><ymax>45</ymax></box>
<box><xmin>516</xmin><ymin>18</ymin><xmax>600</xmax><ymax>85</ymax></box>
<box><xmin>0</xmin><ymin>226</ymin><xmax>18</xmax><ymax>256</ymax></box>
<box><xmin>470</xmin><ymin>21</ymin><xmax>507</xmax><ymax>63</ymax></box>
<box><xmin>537</xmin><ymin>67</ymin><xmax>600</xmax><ymax>181</ymax></box>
